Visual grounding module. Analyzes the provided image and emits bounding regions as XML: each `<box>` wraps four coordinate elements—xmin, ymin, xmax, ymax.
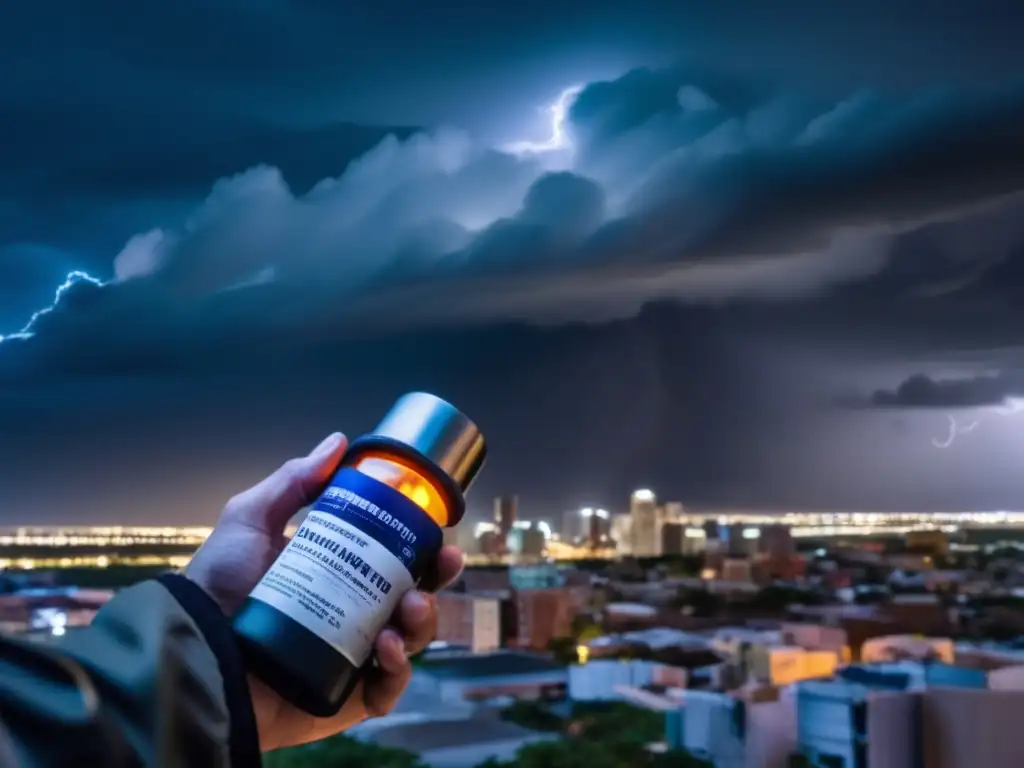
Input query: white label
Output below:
<box><xmin>249</xmin><ymin>510</ymin><xmax>415</xmax><ymax>665</ymax></box>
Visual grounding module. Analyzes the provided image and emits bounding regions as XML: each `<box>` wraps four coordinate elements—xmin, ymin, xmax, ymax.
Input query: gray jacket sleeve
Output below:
<box><xmin>0</xmin><ymin>575</ymin><xmax>261</xmax><ymax>768</ymax></box>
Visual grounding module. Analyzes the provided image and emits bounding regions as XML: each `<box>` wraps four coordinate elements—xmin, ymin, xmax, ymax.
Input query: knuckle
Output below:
<box><xmin>221</xmin><ymin>493</ymin><xmax>248</xmax><ymax>519</ymax></box>
<box><xmin>279</xmin><ymin>458</ymin><xmax>304</xmax><ymax>482</ymax></box>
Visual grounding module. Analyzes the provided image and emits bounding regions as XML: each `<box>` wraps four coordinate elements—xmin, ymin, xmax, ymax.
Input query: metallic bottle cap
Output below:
<box><xmin>370</xmin><ymin>392</ymin><xmax>486</xmax><ymax>493</ymax></box>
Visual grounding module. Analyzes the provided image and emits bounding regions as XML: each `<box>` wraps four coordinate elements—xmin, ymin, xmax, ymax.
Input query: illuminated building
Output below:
<box><xmin>662</xmin><ymin>522</ymin><xmax>706</xmax><ymax>555</ymax></box>
<box><xmin>630</xmin><ymin>489</ymin><xmax>659</xmax><ymax>557</ymax></box>
<box><xmin>493</xmin><ymin>495</ymin><xmax>518</xmax><ymax>540</ymax></box>
<box><xmin>662</xmin><ymin>501</ymin><xmax>685</xmax><ymax>523</ymax></box>
<box><xmin>473</xmin><ymin>522</ymin><xmax>503</xmax><ymax>558</ymax></box>
<box><xmin>506</xmin><ymin>521</ymin><xmax>548</xmax><ymax>560</ymax></box>
<box><xmin>610</xmin><ymin>514</ymin><xmax>633</xmax><ymax>555</ymax></box>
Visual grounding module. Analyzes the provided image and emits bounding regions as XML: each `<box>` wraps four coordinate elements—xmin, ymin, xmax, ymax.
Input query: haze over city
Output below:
<box><xmin>3</xmin><ymin>1</ymin><xmax>1024</xmax><ymax>524</ymax></box>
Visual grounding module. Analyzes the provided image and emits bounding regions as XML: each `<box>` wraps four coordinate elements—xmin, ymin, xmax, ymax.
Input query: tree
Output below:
<box><xmin>499</xmin><ymin>700</ymin><xmax>565</xmax><ymax>732</ymax></box>
<box><xmin>576</xmin><ymin>622</ymin><xmax>604</xmax><ymax>645</ymax></box>
<box><xmin>263</xmin><ymin>734</ymin><xmax>426</xmax><ymax>768</ymax></box>
<box><xmin>491</xmin><ymin>700</ymin><xmax>711</xmax><ymax>768</ymax></box>
<box><xmin>548</xmin><ymin>635</ymin><xmax>579</xmax><ymax>664</ymax></box>
<box><xmin>496</xmin><ymin>737</ymin><xmax>711</xmax><ymax>768</ymax></box>
<box><xmin>570</xmin><ymin>701</ymin><xmax>664</xmax><ymax>744</ymax></box>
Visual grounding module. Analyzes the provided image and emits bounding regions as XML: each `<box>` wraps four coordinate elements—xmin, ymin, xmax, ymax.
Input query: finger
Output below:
<box><xmin>394</xmin><ymin>591</ymin><xmax>437</xmax><ymax>656</ymax></box>
<box><xmin>418</xmin><ymin>545</ymin><xmax>465</xmax><ymax>593</ymax></box>
<box><xmin>364</xmin><ymin>632</ymin><xmax>412</xmax><ymax>718</ymax></box>
<box><xmin>222</xmin><ymin>432</ymin><xmax>347</xmax><ymax>532</ymax></box>
<box><xmin>434</xmin><ymin>546</ymin><xmax>465</xmax><ymax>591</ymax></box>
<box><xmin>376</xmin><ymin>628</ymin><xmax>408</xmax><ymax>674</ymax></box>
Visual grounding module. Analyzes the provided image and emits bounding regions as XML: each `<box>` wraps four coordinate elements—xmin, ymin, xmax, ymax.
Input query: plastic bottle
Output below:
<box><xmin>233</xmin><ymin>392</ymin><xmax>486</xmax><ymax>716</ymax></box>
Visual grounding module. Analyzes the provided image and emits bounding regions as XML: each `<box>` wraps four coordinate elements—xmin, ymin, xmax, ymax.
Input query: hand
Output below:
<box><xmin>185</xmin><ymin>433</ymin><xmax>465</xmax><ymax>752</ymax></box>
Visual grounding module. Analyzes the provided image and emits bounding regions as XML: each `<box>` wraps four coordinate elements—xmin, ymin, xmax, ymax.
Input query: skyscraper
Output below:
<box><xmin>494</xmin><ymin>495</ymin><xmax>517</xmax><ymax>539</ymax></box>
<box><xmin>610</xmin><ymin>513</ymin><xmax>633</xmax><ymax>555</ymax></box>
<box><xmin>586</xmin><ymin>508</ymin><xmax>610</xmax><ymax>549</ymax></box>
<box><xmin>629</xmin><ymin>488</ymin><xmax>660</xmax><ymax>557</ymax></box>
<box><xmin>562</xmin><ymin>507</ymin><xmax>610</xmax><ymax>547</ymax></box>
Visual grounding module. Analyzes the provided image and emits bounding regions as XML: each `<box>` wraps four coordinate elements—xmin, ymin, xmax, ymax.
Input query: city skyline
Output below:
<box><xmin>3</xmin><ymin>3</ymin><xmax>1024</xmax><ymax>523</ymax></box>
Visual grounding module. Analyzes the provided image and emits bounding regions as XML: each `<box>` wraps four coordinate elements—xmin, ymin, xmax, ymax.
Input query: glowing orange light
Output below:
<box><xmin>354</xmin><ymin>453</ymin><xmax>450</xmax><ymax>527</ymax></box>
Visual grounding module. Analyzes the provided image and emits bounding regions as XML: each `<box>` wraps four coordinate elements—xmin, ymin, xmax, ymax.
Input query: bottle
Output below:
<box><xmin>232</xmin><ymin>392</ymin><xmax>486</xmax><ymax>716</ymax></box>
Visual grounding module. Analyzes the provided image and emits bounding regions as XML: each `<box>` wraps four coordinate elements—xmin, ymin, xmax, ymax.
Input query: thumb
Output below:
<box><xmin>222</xmin><ymin>432</ymin><xmax>348</xmax><ymax>533</ymax></box>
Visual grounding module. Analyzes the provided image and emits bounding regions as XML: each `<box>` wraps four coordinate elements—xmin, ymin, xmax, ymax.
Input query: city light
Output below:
<box><xmin>632</xmin><ymin>489</ymin><xmax>656</xmax><ymax>502</ymax></box>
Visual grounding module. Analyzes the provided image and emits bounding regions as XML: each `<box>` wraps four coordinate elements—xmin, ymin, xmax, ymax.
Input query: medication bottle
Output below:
<box><xmin>233</xmin><ymin>392</ymin><xmax>486</xmax><ymax>716</ymax></box>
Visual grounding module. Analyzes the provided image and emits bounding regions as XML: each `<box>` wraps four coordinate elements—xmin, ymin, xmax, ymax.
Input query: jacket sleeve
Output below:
<box><xmin>0</xmin><ymin>574</ymin><xmax>261</xmax><ymax>768</ymax></box>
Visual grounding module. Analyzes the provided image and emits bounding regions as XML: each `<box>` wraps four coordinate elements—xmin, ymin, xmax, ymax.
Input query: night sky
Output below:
<box><xmin>3</xmin><ymin>1</ymin><xmax>1024</xmax><ymax>524</ymax></box>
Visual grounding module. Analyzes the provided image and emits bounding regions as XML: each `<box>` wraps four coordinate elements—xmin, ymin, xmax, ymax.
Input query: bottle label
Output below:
<box><xmin>248</xmin><ymin>467</ymin><xmax>442</xmax><ymax>666</ymax></box>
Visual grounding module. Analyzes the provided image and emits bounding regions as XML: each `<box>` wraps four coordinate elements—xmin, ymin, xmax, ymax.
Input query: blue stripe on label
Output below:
<box><xmin>311</xmin><ymin>467</ymin><xmax>443</xmax><ymax>576</ymax></box>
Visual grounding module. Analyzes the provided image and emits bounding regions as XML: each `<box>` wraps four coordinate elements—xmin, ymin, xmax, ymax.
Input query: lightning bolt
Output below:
<box><xmin>932</xmin><ymin>397</ymin><xmax>1024</xmax><ymax>448</ymax></box>
<box><xmin>932</xmin><ymin>414</ymin><xmax>979</xmax><ymax>449</ymax></box>
<box><xmin>0</xmin><ymin>270</ymin><xmax>105</xmax><ymax>345</ymax></box>
<box><xmin>503</xmin><ymin>84</ymin><xmax>583</xmax><ymax>157</ymax></box>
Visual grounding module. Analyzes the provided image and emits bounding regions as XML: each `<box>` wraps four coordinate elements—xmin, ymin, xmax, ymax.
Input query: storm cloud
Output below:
<box><xmin>4</xmin><ymin>65</ymin><xmax>1024</xmax><ymax>377</ymax></box>
<box><xmin>871</xmin><ymin>373</ymin><xmax>1015</xmax><ymax>409</ymax></box>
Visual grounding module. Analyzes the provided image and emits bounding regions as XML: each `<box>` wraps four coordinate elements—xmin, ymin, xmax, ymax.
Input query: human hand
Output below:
<box><xmin>185</xmin><ymin>433</ymin><xmax>465</xmax><ymax>751</ymax></box>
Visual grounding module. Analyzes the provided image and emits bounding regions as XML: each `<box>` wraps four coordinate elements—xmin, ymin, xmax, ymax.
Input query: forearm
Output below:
<box><xmin>0</xmin><ymin>576</ymin><xmax>260</xmax><ymax>768</ymax></box>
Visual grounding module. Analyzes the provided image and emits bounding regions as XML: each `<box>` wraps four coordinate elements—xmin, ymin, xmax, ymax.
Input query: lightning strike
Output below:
<box><xmin>503</xmin><ymin>84</ymin><xmax>583</xmax><ymax>157</ymax></box>
<box><xmin>932</xmin><ymin>396</ymin><xmax>1024</xmax><ymax>448</ymax></box>
<box><xmin>932</xmin><ymin>413</ymin><xmax>979</xmax><ymax>449</ymax></box>
<box><xmin>0</xmin><ymin>270</ymin><xmax>105</xmax><ymax>344</ymax></box>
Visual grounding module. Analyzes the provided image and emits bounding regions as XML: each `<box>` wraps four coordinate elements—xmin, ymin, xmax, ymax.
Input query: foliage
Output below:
<box><xmin>263</xmin><ymin>734</ymin><xmax>426</xmax><ymax>768</ymax></box>
<box><xmin>486</xmin><ymin>736</ymin><xmax>710</xmax><ymax>768</ymax></box>
<box><xmin>494</xmin><ymin>699</ymin><xmax>711</xmax><ymax>767</ymax></box>
<box><xmin>570</xmin><ymin>701</ymin><xmax>665</xmax><ymax>744</ymax></box>
<box><xmin>499</xmin><ymin>700</ymin><xmax>566</xmax><ymax>732</ymax></box>
<box><xmin>547</xmin><ymin>635</ymin><xmax>579</xmax><ymax>664</ymax></box>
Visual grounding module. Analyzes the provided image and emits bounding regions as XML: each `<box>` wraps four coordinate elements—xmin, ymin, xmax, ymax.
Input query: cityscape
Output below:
<box><xmin>3</xmin><ymin>1</ymin><xmax>1024</xmax><ymax>766</ymax></box>
<box><xmin>6</xmin><ymin>489</ymin><xmax>1024</xmax><ymax>765</ymax></box>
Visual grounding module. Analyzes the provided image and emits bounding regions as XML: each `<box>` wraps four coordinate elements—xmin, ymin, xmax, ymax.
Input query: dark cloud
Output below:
<box><xmin>5</xmin><ymin>65</ymin><xmax>1024</xmax><ymax>379</ymax></box>
<box><xmin>871</xmin><ymin>373</ymin><xmax>1014</xmax><ymax>409</ymax></box>
<box><xmin>4</xmin><ymin>2</ymin><xmax>1024</xmax><ymax>519</ymax></box>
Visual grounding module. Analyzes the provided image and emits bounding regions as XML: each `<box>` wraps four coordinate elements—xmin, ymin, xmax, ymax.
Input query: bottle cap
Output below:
<box><xmin>367</xmin><ymin>392</ymin><xmax>486</xmax><ymax>495</ymax></box>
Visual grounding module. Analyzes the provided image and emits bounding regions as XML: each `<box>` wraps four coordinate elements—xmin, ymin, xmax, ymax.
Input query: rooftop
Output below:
<box><xmin>418</xmin><ymin>651</ymin><xmax>566</xmax><ymax>679</ymax></box>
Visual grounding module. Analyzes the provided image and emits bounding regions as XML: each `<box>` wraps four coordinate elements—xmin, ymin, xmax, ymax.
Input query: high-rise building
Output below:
<box><xmin>561</xmin><ymin>508</ymin><xmax>587</xmax><ymax>544</ymax></box>
<box><xmin>562</xmin><ymin>507</ymin><xmax>610</xmax><ymax>548</ymax></box>
<box><xmin>586</xmin><ymin>508</ymin><xmax>610</xmax><ymax>548</ymax></box>
<box><xmin>662</xmin><ymin>521</ymin><xmax>686</xmax><ymax>555</ymax></box>
<box><xmin>474</xmin><ymin>522</ymin><xmax>503</xmax><ymax>558</ymax></box>
<box><xmin>494</xmin><ymin>495</ymin><xmax>518</xmax><ymax>539</ymax></box>
<box><xmin>630</xmin><ymin>488</ymin><xmax>660</xmax><ymax>557</ymax></box>
<box><xmin>507</xmin><ymin>522</ymin><xmax>547</xmax><ymax>560</ymax></box>
<box><xmin>611</xmin><ymin>513</ymin><xmax>633</xmax><ymax>555</ymax></box>
<box><xmin>662</xmin><ymin>501</ymin><xmax>685</xmax><ymax>523</ymax></box>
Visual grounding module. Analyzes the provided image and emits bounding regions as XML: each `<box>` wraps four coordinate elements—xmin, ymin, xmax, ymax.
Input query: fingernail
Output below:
<box><xmin>310</xmin><ymin>433</ymin><xmax>343</xmax><ymax>459</ymax></box>
<box><xmin>393</xmin><ymin>634</ymin><xmax>406</xmax><ymax>657</ymax></box>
